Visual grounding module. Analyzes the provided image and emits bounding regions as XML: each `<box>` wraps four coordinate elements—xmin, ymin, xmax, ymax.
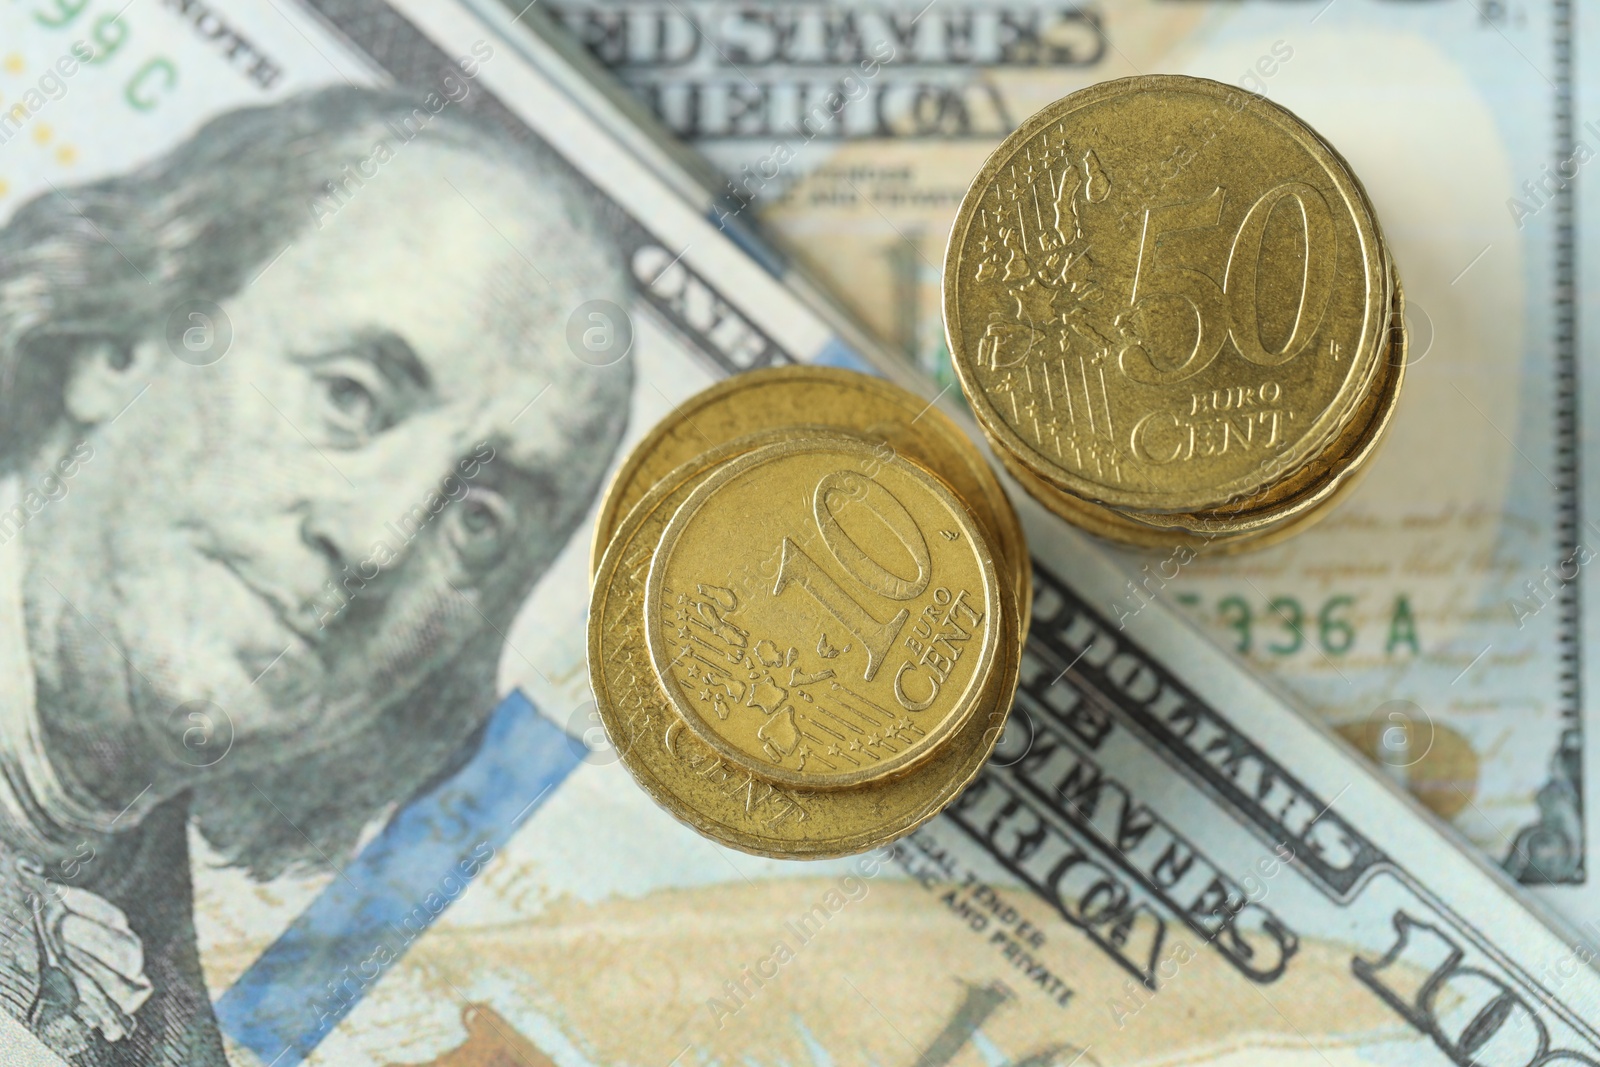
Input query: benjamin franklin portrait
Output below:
<box><xmin>0</xmin><ymin>84</ymin><xmax>632</xmax><ymax>1063</ymax></box>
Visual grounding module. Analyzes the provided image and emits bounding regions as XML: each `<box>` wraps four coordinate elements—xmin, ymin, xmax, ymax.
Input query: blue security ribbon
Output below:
<box><xmin>214</xmin><ymin>690</ymin><xmax>581</xmax><ymax>1064</ymax></box>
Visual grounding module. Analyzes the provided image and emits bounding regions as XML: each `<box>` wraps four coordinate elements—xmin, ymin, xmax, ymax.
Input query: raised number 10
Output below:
<box><xmin>772</xmin><ymin>469</ymin><xmax>932</xmax><ymax>681</ymax></box>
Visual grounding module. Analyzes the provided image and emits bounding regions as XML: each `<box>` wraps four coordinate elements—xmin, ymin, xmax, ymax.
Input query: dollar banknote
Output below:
<box><xmin>535</xmin><ymin>0</ymin><xmax>1600</xmax><ymax>896</ymax></box>
<box><xmin>0</xmin><ymin>0</ymin><xmax>1597</xmax><ymax>1064</ymax></box>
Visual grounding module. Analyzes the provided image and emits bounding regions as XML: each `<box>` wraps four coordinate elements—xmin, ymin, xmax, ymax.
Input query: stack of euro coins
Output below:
<box><xmin>586</xmin><ymin>366</ymin><xmax>1027</xmax><ymax>859</ymax></box>
<box><xmin>943</xmin><ymin>74</ymin><xmax>1406</xmax><ymax>552</ymax></box>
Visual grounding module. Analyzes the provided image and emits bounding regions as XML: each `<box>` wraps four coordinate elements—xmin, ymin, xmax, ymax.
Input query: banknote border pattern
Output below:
<box><xmin>1505</xmin><ymin>0</ymin><xmax>1585</xmax><ymax>886</ymax></box>
<box><xmin>1012</xmin><ymin>560</ymin><xmax>1390</xmax><ymax>899</ymax></box>
<box><xmin>948</xmin><ymin>559</ymin><xmax>1600</xmax><ymax>1051</ymax></box>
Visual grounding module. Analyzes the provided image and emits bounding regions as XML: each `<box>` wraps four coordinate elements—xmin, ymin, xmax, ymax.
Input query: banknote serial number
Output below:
<box><xmin>1174</xmin><ymin>592</ymin><xmax>1421</xmax><ymax>659</ymax></box>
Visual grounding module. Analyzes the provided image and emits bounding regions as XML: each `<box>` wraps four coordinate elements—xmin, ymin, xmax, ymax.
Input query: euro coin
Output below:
<box><xmin>944</xmin><ymin>73</ymin><xmax>1394</xmax><ymax>516</ymax></box>
<box><xmin>588</xmin><ymin>434</ymin><xmax>1018</xmax><ymax>858</ymax></box>
<box><xmin>644</xmin><ymin>433</ymin><xmax>1003</xmax><ymax>790</ymax></box>
<box><xmin>588</xmin><ymin>365</ymin><xmax>1031</xmax><ymax>634</ymax></box>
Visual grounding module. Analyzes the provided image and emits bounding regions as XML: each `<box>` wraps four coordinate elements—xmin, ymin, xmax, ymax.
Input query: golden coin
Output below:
<box><xmin>644</xmin><ymin>433</ymin><xmax>1003</xmax><ymax>790</ymax></box>
<box><xmin>944</xmin><ymin>74</ymin><xmax>1391</xmax><ymax>513</ymax></box>
<box><xmin>1192</xmin><ymin>444</ymin><xmax>1378</xmax><ymax>552</ymax></box>
<box><xmin>589</xmin><ymin>365</ymin><xmax>1031</xmax><ymax>635</ymax></box>
<box><xmin>588</xmin><ymin>437</ymin><xmax>1018</xmax><ymax>858</ymax></box>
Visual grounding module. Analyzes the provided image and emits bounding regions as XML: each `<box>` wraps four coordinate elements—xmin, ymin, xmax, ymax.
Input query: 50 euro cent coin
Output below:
<box><xmin>1128</xmin><ymin>273</ymin><xmax>1406</xmax><ymax>537</ymax></box>
<box><xmin>944</xmin><ymin>73</ymin><xmax>1392</xmax><ymax>515</ymax></box>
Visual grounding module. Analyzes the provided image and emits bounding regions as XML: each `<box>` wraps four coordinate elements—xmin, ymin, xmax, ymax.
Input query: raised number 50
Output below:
<box><xmin>1119</xmin><ymin>182</ymin><xmax>1337</xmax><ymax>385</ymax></box>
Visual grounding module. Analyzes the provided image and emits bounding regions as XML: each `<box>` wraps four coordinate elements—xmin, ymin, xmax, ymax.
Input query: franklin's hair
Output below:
<box><xmin>0</xmin><ymin>86</ymin><xmax>635</xmax><ymax>878</ymax></box>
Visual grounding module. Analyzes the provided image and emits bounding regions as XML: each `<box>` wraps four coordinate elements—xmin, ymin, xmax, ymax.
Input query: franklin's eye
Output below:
<box><xmin>300</xmin><ymin>336</ymin><xmax>432</xmax><ymax>445</ymax></box>
<box><xmin>312</xmin><ymin>359</ymin><xmax>391</xmax><ymax>442</ymax></box>
<box><xmin>448</xmin><ymin>487</ymin><xmax>512</xmax><ymax>571</ymax></box>
<box><xmin>327</xmin><ymin>376</ymin><xmax>375</xmax><ymax>421</ymax></box>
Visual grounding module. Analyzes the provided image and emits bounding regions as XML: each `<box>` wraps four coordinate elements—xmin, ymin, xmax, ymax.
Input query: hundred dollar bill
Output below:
<box><xmin>0</xmin><ymin>0</ymin><xmax>1597</xmax><ymax>1065</ymax></box>
<box><xmin>533</xmin><ymin>0</ymin><xmax>1600</xmax><ymax>897</ymax></box>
